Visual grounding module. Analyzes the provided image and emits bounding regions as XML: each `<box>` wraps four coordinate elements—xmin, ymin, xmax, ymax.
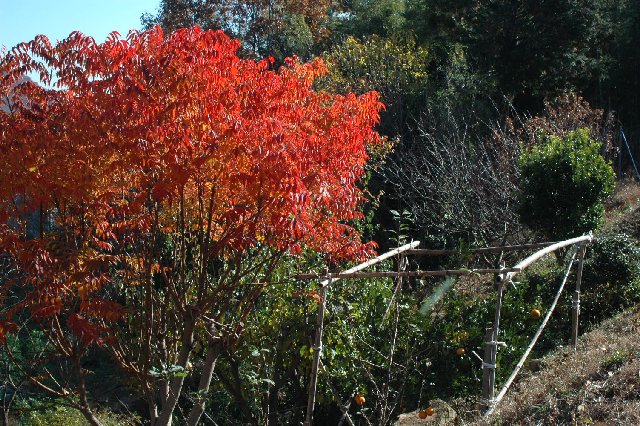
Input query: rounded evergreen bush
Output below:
<box><xmin>518</xmin><ymin>128</ymin><xmax>615</xmax><ymax>240</ymax></box>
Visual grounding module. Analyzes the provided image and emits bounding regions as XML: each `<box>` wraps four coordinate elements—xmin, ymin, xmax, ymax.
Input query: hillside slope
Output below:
<box><xmin>478</xmin><ymin>304</ymin><xmax>640</xmax><ymax>425</ymax></box>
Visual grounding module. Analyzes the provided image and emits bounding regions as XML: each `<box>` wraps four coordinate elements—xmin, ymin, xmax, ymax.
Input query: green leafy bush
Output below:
<box><xmin>20</xmin><ymin>405</ymin><xmax>139</xmax><ymax>426</ymax></box>
<box><xmin>518</xmin><ymin>128</ymin><xmax>615</xmax><ymax>240</ymax></box>
<box><xmin>580</xmin><ymin>232</ymin><xmax>640</xmax><ymax>325</ymax></box>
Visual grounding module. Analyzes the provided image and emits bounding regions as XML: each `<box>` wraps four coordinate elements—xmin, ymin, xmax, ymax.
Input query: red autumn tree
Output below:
<box><xmin>0</xmin><ymin>27</ymin><xmax>382</xmax><ymax>425</ymax></box>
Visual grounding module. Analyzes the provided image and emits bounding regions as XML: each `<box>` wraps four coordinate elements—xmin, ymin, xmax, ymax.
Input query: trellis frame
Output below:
<box><xmin>298</xmin><ymin>234</ymin><xmax>594</xmax><ymax>424</ymax></box>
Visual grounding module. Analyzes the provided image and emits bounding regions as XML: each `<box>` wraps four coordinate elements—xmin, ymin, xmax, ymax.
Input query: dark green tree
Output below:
<box><xmin>142</xmin><ymin>0</ymin><xmax>332</xmax><ymax>59</ymax></box>
<box><xmin>600</xmin><ymin>0</ymin><xmax>640</xmax><ymax>132</ymax></box>
<box><xmin>405</xmin><ymin>0</ymin><xmax>620</xmax><ymax>111</ymax></box>
<box><xmin>333</xmin><ymin>0</ymin><xmax>407</xmax><ymax>38</ymax></box>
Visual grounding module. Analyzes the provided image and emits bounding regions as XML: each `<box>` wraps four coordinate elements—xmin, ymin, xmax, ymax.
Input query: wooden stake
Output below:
<box><xmin>304</xmin><ymin>276</ymin><xmax>328</xmax><ymax>426</ymax></box>
<box><xmin>481</xmin><ymin>326</ymin><xmax>496</xmax><ymax>404</ymax></box>
<box><xmin>481</xmin><ymin>273</ymin><xmax>503</xmax><ymax>406</ymax></box>
<box><xmin>571</xmin><ymin>244</ymin><xmax>587</xmax><ymax>350</ymax></box>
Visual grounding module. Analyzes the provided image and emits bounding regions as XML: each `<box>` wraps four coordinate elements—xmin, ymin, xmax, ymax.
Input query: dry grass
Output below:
<box><xmin>607</xmin><ymin>178</ymin><xmax>640</xmax><ymax>210</ymax></box>
<box><xmin>605</xmin><ymin>178</ymin><xmax>640</xmax><ymax>236</ymax></box>
<box><xmin>467</xmin><ymin>304</ymin><xmax>640</xmax><ymax>425</ymax></box>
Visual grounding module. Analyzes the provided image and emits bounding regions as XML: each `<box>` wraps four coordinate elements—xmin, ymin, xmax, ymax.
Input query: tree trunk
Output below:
<box><xmin>155</xmin><ymin>320</ymin><xmax>195</xmax><ymax>426</ymax></box>
<box><xmin>185</xmin><ymin>340</ymin><xmax>223</xmax><ymax>425</ymax></box>
<box><xmin>218</xmin><ymin>356</ymin><xmax>256</xmax><ymax>423</ymax></box>
<box><xmin>74</xmin><ymin>357</ymin><xmax>103</xmax><ymax>426</ymax></box>
<box><xmin>79</xmin><ymin>406</ymin><xmax>103</xmax><ymax>426</ymax></box>
<box><xmin>147</xmin><ymin>392</ymin><xmax>159</xmax><ymax>426</ymax></box>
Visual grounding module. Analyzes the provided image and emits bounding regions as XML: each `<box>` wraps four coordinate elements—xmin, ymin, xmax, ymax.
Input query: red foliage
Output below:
<box><xmin>0</xmin><ymin>26</ymin><xmax>382</xmax><ymax>345</ymax></box>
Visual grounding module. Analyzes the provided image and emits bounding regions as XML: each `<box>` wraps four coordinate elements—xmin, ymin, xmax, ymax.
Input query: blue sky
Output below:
<box><xmin>0</xmin><ymin>0</ymin><xmax>160</xmax><ymax>50</ymax></box>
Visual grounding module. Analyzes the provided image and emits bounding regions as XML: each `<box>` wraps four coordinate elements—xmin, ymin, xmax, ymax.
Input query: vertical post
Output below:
<box><xmin>571</xmin><ymin>244</ymin><xmax>587</xmax><ymax>350</ymax></box>
<box><xmin>380</xmin><ymin>253</ymin><xmax>407</xmax><ymax>423</ymax></box>
<box><xmin>481</xmin><ymin>327</ymin><xmax>496</xmax><ymax>403</ymax></box>
<box><xmin>482</xmin><ymin>273</ymin><xmax>505</xmax><ymax>408</ymax></box>
<box><xmin>304</xmin><ymin>276</ymin><xmax>329</xmax><ymax>426</ymax></box>
<box><xmin>397</xmin><ymin>254</ymin><xmax>407</xmax><ymax>286</ymax></box>
<box><xmin>618</xmin><ymin>128</ymin><xmax>623</xmax><ymax>177</ymax></box>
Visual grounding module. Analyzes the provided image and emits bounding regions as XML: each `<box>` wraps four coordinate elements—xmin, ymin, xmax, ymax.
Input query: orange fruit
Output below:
<box><xmin>456</xmin><ymin>347</ymin><xmax>466</xmax><ymax>356</ymax></box>
<box><xmin>530</xmin><ymin>308</ymin><xmax>542</xmax><ymax>319</ymax></box>
<box><xmin>354</xmin><ymin>394</ymin><xmax>366</xmax><ymax>406</ymax></box>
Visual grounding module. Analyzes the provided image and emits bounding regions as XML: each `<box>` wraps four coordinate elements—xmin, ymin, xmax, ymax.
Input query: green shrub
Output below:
<box><xmin>518</xmin><ymin>128</ymin><xmax>615</xmax><ymax>240</ymax></box>
<box><xmin>580</xmin><ymin>232</ymin><xmax>640</xmax><ymax>325</ymax></box>
<box><xmin>586</xmin><ymin>233</ymin><xmax>640</xmax><ymax>284</ymax></box>
<box><xmin>20</xmin><ymin>405</ymin><xmax>139</xmax><ymax>426</ymax></box>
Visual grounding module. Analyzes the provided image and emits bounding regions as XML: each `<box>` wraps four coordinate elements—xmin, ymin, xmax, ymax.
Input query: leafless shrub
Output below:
<box><xmin>516</xmin><ymin>93</ymin><xmax>617</xmax><ymax>158</ymax></box>
<box><xmin>383</xmin><ymin>102</ymin><xmax>522</xmax><ymax>247</ymax></box>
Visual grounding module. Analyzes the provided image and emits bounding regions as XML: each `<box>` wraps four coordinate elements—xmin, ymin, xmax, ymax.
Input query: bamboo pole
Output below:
<box><xmin>296</xmin><ymin>267</ymin><xmax>520</xmax><ymax>280</ymax></box>
<box><xmin>304</xmin><ymin>277</ymin><xmax>329</xmax><ymax>426</ymax></box>
<box><xmin>505</xmin><ymin>234</ymin><xmax>593</xmax><ymax>281</ymax></box>
<box><xmin>486</xmin><ymin>248</ymin><xmax>578</xmax><ymax>417</ymax></box>
<box><xmin>482</xmin><ymin>272</ymin><xmax>506</xmax><ymax>408</ymax></box>
<box><xmin>380</xmin><ymin>253</ymin><xmax>406</xmax><ymax>423</ymax></box>
<box><xmin>405</xmin><ymin>241</ymin><xmax>558</xmax><ymax>256</ymax></box>
<box><xmin>571</xmin><ymin>244</ymin><xmax>587</xmax><ymax>350</ymax></box>
<box><xmin>481</xmin><ymin>236</ymin><xmax>591</xmax><ymax>415</ymax></box>
<box><xmin>302</xmin><ymin>242</ymin><xmax>419</xmax><ymax>425</ymax></box>
<box><xmin>481</xmin><ymin>327</ymin><xmax>496</xmax><ymax>403</ymax></box>
<box><xmin>316</xmin><ymin>241</ymin><xmax>420</xmax><ymax>287</ymax></box>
